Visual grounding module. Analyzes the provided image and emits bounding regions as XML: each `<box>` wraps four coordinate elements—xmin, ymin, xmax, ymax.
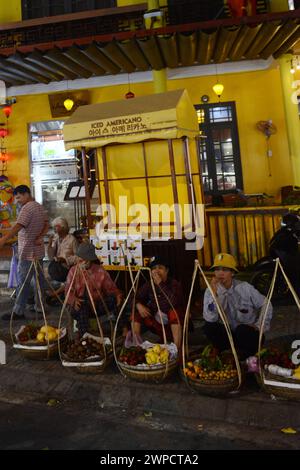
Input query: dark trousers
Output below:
<box><xmin>71</xmin><ymin>294</ymin><xmax>117</xmax><ymax>337</ymax></box>
<box><xmin>203</xmin><ymin>322</ymin><xmax>263</xmax><ymax>359</ymax></box>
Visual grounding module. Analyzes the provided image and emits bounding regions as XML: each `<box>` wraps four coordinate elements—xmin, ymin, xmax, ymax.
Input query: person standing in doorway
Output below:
<box><xmin>0</xmin><ymin>185</ymin><xmax>49</xmax><ymax>320</ymax></box>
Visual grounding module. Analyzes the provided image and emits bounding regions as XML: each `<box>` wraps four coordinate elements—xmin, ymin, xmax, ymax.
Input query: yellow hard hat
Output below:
<box><xmin>210</xmin><ymin>253</ymin><xmax>238</xmax><ymax>272</ymax></box>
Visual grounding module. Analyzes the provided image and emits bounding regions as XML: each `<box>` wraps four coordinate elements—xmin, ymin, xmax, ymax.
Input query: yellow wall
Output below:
<box><xmin>117</xmin><ymin>1</ymin><xmax>167</xmax><ymax>6</ymax></box>
<box><xmin>165</xmin><ymin>68</ymin><xmax>292</xmax><ymax>201</ymax></box>
<box><xmin>5</xmin><ymin>94</ymin><xmax>55</xmax><ymax>186</ymax></box>
<box><xmin>6</xmin><ymin>67</ymin><xmax>292</xmax><ymax>201</ymax></box>
<box><xmin>96</xmin><ymin>138</ymin><xmax>201</xmax><ymax>234</ymax></box>
<box><xmin>0</xmin><ymin>0</ymin><xmax>21</xmax><ymax>22</ymax></box>
<box><xmin>90</xmin><ymin>68</ymin><xmax>293</xmax><ymax>200</ymax></box>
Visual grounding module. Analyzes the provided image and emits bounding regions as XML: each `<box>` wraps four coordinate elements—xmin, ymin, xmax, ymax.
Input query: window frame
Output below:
<box><xmin>195</xmin><ymin>101</ymin><xmax>243</xmax><ymax>195</ymax></box>
<box><xmin>22</xmin><ymin>0</ymin><xmax>116</xmax><ymax>19</ymax></box>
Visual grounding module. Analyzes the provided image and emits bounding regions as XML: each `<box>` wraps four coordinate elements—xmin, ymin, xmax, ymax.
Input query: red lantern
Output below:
<box><xmin>0</xmin><ymin>151</ymin><xmax>8</xmax><ymax>162</ymax></box>
<box><xmin>0</xmin><ymin>128</ymin><xmax>8</xmax><ymax>138</ymax></box>
<box><xmin>3</xmin><ymin>105</ymin><xmax>12</xmax><ymax>118</ymax></box>
<box><xmin>227</xmin><ymin>0</ymin><xmax>256</xmax><ymax>17</ymax></box>
<box><xmin>125</xmin><ymin>91</ymin><xmax>135</xmax><ymax>99</ymax></box>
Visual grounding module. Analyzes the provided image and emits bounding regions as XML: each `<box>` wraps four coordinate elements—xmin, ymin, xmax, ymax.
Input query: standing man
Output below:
<box><xmin>0</xmin><ymin>185</ymin><xmax>49</xmax><ymax>320</ymax></box>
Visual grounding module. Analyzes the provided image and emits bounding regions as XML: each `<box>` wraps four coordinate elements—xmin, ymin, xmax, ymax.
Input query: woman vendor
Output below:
<box><xmin>131</xmin><ymin>257</ymin><xmax>184</xmax><ymax>349</ymax></box>
<box><xmin>65</xmin><ymin>242</ymin><xmax>123</xmax><ymax>337</ymax></box>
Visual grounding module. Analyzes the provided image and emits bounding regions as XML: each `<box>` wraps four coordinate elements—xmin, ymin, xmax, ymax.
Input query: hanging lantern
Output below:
<box><xmin>212</xmin><ymin>82</ymin><xmax>224</xmax><ymax>99</ymax></box>
<box><xmin>64</xmin><ymin>98</ymin><xmax>74</xmax><ymax>111</ymax></box>
<box><xmin>3</xmin><ymin>105</ymin><xmax>12</xmax><ymax>118</ymax></box>
<box><xmin>125</xmin><ymin>91</ymin><xmax>135</xmax><ymax>99</ymax></box>
<box><xmin>0</xmin><ymin>128</ymin><xmax>8</xmax><ymax>138</ymax></box>
<box><xmin>0</xmin><ymin>150</ymin><xmax>8</xmax><ymax>162</ymax></box>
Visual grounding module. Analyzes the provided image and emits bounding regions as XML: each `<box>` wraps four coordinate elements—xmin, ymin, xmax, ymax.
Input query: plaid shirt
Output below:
<box><xmin>65</xmin><ymin>263</ymin><xmax>121</xmax><ymax>307</ymax></box>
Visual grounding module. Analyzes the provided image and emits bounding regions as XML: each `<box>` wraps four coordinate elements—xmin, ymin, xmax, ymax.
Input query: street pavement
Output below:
<box><xmin>0</xmin><ymin>293</ymin><xmax>300</xmax><ymax>450</ymax></box>
<box><xmin>0</xmin><ymin>399</ymin><xmax>270</xmax><ymax>450</ymax></box>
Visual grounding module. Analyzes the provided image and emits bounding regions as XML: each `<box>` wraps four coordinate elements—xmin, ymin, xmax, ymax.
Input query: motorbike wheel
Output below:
<box><xmin>250</xmin><ymin>270</ymin><xmax>290</xmax><ymax>300</ymax></box>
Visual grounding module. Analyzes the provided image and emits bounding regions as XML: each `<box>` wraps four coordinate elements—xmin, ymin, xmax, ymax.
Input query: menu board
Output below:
<box><xmin>90</xmin><ymin>234</ymin><xmax>142</xmax><ymax>268</ymax></box>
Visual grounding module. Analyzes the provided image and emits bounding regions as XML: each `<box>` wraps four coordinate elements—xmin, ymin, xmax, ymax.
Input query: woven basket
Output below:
<box><xmin>14</xmin><ymin>328</ymin><xmax>67</xmax><ymax>361</ymax></box>
<box><xmin>118</xmin><ymin>358</ymin><xmax>178</xmax><ymax>382</ymax></box>
<box><xmin>256</xmin><ymin>370</ymin><xmax>300</xmax><ymax>400</ymax></box>
<box><xmin>256</xmin><ymin>335</ymin><xmax>300</xmax><ymax>400</ymax></box>
<box><xmin>61</xmin><ymin>333</ymin><xmax>115</xmax><ymax>374</ymax></box>
<box><xmin>180</xmin><ymin>368</ymin><xmax>239</xmax><ymax>396</ymax></box>
<box><xmin>62</xmin><ymin>350</ymin><xmax>113</xmax><ymax>374</ymax></box>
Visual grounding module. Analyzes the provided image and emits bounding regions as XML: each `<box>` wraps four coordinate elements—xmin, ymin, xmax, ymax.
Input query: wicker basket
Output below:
<box><xmin>61</xmin><ymin>333</ymin><xmax>114</xmax><ymax>374</ymax></box>
<box><xmin>62</xmin><ymin>352</ymin><xmax>113</xmax><ymax>374</ymax></box>
<box><xmin>14</xmin><ymin>327</ymin><xmax>67</xmax><ymax>360</ymax></box>
<box><xmin>256</xmin><ymin>370</ymin><xmax>300</xmax><ymax>400</ymax></box>
<box><xmin>256</xmin><ymin>335</ymin><xmax>300</xmax><ymax>400</ymax></box>
<box><xmin>180</xmin><ymin>368</ymin><xmax>239</xmax><ymax>396</ymax></box>
<box><xmin>118</xmin><ymin>358</ymin><xmax>178</xmax><ymax>382</ymax></box>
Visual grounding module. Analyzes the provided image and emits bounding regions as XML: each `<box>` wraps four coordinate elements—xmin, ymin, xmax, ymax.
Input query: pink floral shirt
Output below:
<box><xmin>65</xmin><ymin>263</ymin><xmax>121</xmax><ymax>306</ymax></box>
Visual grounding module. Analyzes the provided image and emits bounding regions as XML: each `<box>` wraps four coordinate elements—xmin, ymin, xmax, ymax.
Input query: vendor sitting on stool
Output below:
<box><xmin>202</xmin><ymin>253</ymin><xmax>273</xmax><ymax>359</ymax></box>
<box><xmin>46</xmin><ymin>217</ymin><xmax>80</xmax><ymax>305</ymax></box>
<box><xmin>65</xmin><ymin>242</ymin><xmax>123</xmax><ymax>337</ymax></box>
<box><xmin>131</xmin><ymin>257</ymin><xmax>184</xmax><ymax>350</ymax></box>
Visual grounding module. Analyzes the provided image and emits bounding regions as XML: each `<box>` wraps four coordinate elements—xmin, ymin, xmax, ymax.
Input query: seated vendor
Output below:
<box><xmin>65</xmin><ymin>242</ymin><xmax>123</xmax><ymax>337</ymax></box>
<box><xmin>202</xmin><ymin>253</ymin><xmax>273</xmax><ymax>359</ymax></box>
<box><xmin>131</xmin><ymin>257</ymin><xmax>184</xmax><ymax>350</ymax></box>
<box><xmin>47</xmin><ymin>217</ymin><xmax>79</xmax><ymax>273</ymax></box>
<box><xmin>46</xmin><ymin>217</ymin><xmax>80</xmax><ymax>304</ymax></box>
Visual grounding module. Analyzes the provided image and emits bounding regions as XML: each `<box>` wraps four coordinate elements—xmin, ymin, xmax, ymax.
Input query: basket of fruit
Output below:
<box><xmin>14</xmin><ymin>324</ymin><xmax>67</xmax><ymax>360</ymax></box>
<box><xmin>61</xmin><ymin>333</ymin><xmax>113</xmax><ymax>374</ymax></box>
<box><xmin>117</xmin><ymin>342</ymin><xmax>178</xmax><ymax>382</ymax></box>
<box><xmin>181</xmin><ymin>346</ymin><xmax>240</xmax><ymax>396</ymax></box>
<box><xmin>256</xmin><ymin>341</ymin><xmax>300</xmax><ymax>400</ymax></box>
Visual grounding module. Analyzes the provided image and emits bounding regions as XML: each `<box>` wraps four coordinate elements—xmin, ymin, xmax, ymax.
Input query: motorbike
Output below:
<box><xmin>250</xmin><ymin>212</ymin><xmax>300</xmax><ymax>301</ymax></box>
<box><xmin>250</xmin><ymin>256</ymin><xmax>290</xmax><ymax>301</ymax></box>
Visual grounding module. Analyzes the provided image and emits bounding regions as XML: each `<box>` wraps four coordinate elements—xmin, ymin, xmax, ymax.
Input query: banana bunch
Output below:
<box><xmin>145</xmin><ymin>344</ymin><xmax>169</xmax><ymax>365</ymax></box>
<box><xmin>293</xmin><ymin>367</ymin><xmax>300</xmax><ymax>380</ymax></box>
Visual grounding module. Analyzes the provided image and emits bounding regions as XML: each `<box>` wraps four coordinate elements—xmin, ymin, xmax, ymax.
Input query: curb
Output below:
<box><xmin>1</xmin><ymin>349</ymin><xmax>300</xmax><ymax>432</ymax></box>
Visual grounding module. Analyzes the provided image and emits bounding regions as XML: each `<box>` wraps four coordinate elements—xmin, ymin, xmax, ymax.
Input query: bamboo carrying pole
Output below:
<box><xmin>113</xmin><ymin>264</ymin><xmax>181</xmax><ymax>381</ymax></box>
<box><xmin>10</xmin><ymin>259</ymin><xmax>64</xmax><ymax>353</ymax></box>
<box><xmin>182</xmin><ymin>259</ymin><xmax>242</xmax><ymax>391</ymax></box>
<box><xmin>58</xmin><ymin>263</ymin><xmax>114</xmax><ymax>368</ymax></box>
<box><xmin>258</xmin><ymin>257</ymin><xmax>300</xmax><ymax>384</ymax></box>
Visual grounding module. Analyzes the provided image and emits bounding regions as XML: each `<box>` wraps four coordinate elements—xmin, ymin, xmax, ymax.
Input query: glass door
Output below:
<box><xmin>29</xmin><ymin>120</ymin><xmax>78</xmax><ymax>227</ymax></box>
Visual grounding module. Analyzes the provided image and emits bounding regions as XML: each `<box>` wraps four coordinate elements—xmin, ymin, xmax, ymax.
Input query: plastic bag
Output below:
<box><xmin>124</xmin><ymin>330</ymin><xmax>143</xmax><ymax>348</ymax></box>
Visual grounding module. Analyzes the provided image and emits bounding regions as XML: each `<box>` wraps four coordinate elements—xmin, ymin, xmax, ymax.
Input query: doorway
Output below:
<box><xmin>29</xmin><ymin>120</ymin><xmax>78</xmax><ymax>227</ymax></box>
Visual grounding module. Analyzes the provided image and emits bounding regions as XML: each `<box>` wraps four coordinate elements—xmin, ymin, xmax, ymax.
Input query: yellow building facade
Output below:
<box><xmin>5</xmin><ymin>66</ymin><xmax>294</xmax><ymax>201</ymax></box>
<box><xmin>0</xmin><ymin>0</ymin><xmax>299</xmax><ymax>269</ymax></box>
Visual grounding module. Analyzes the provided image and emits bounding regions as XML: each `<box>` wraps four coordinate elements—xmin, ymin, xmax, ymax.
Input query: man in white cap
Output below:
<box><xmin>203</xmin><ymin>253</ymin><xmax>273</xmax><ymax>359</ymax></box>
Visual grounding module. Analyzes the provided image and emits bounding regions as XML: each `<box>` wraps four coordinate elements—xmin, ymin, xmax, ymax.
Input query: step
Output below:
<box><xmin>0</xmin><ymin>273</ymin><xmax>8</xmax><ymax>286</ymax></box>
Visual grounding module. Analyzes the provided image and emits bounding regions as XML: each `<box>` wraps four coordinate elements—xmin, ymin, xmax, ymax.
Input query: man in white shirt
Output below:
<box><xmin>203</xmin><ymin>253</ymin><xmax>273</xmax><ymax>359</ymax></box>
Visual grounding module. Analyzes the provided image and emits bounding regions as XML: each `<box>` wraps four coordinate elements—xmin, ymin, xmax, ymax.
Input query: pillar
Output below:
<box><xmin>279</xmin><ymin>54</ymin><xmax>300</xmax><ymax>185</ymax></box>
<box><xmin>269</xmin><ymin>0</ymin><xmax>289</xmax><ymax>11</ymax></box>
<box><xmin>146</xmin><ymin>0</ymin><xmax>167</xmax><ymax>93</ymax></box>
<box><xmin>0</xmin><ymin>1</ymin><xmax>22</xmax><ymax>22</ymax></box>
